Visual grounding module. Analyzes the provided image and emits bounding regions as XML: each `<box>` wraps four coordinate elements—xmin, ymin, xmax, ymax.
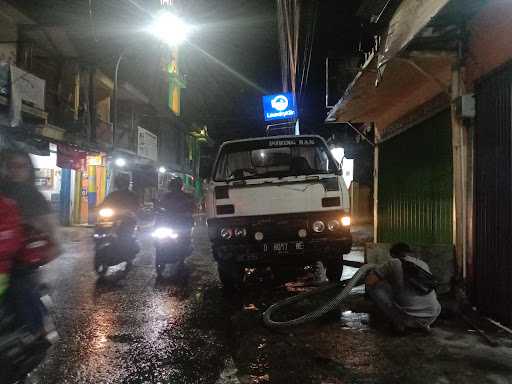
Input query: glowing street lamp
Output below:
<box><xmin>147</xmin><ymin>11</ymin><xmax>191</xmax><ymax>47</ymax></box>
<box><xmin>115</xmin><ymin>158</ymin><xmax>126</xmax><ymax>167</ymax></box>
<box><xmin>113</xmin><ymin>12</ymin><xmax>191</xmax><ymax>148</ymax></box>
<box><xmin>158</xmin><ymin>166</ymin><xmax>167</xmax><ymax>173</ymax></box>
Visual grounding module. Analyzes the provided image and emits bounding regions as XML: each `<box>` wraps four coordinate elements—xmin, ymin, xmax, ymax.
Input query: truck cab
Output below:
<box><xmin>206</xmin><ymin>135</ymin><xmax>352</xmax><ymax>290</ymax></box>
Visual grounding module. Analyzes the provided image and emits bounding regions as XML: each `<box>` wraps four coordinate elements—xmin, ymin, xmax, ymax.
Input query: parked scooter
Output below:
<box><xmin>94</xmin><ymin>207</ymin><xmax>140</xmax><ymax>276</ymax></box>
<box><xmin>0</xmin><ymin>285</ymin><xmax>58</xmax><ymax>383</ymax></box>
<box><xmin>152</xmin><ymin>209</ymin><xmax>193</xmax><ymax>278</ymax></box>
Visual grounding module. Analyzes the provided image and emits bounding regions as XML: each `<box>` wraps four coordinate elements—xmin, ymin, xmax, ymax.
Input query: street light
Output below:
<box><xmin>113</xmin><ymin>11</ymin><xmax>191</xmax><ymax>148</ymax></box>
<box><xmin>147</xmin><ymin>11</ymin><xmax>191</xmax><ymax>47</ymax></box>
<box><xmin>158</xmin><ymin>166</ymin><xmax>167</xmax><ymax>173</ymax></box>
<box><xmin>115</xmin><ymin>158</ymin><xmax>126</xmax><ymax>167</ymax></box>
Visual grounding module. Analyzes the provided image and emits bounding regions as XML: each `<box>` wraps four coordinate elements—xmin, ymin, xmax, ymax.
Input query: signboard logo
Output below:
<box><xmin>271</xmin><ymin>95</ymin><xmax>289</xmax><ymax>111</ymax></box>
<box><xmin>262</xmin><ymin>92</ymin><xmax>297</xmax><ymax>122</ymax></box>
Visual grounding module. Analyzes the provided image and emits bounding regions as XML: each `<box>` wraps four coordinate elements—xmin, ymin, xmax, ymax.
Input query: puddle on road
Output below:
<box><xmin>339</xmin><ymin>310</ymin><xmax>370</xmax><ymax>330</ymax></box>
<box><xmin>107</xmin><ymin>333</ymin><xmax>141</xmax><ymax>343</ymax></box>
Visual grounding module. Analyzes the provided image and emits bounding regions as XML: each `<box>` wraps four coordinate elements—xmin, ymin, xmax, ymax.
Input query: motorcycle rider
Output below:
<box><xmin>101</xmin><ymin>173</ymin><xmax>140</xmax><ymax>232</ymax></box>
<box><xmin>153</xmin><ymin>178</ymin><xmax>194</xmax><ymax>276</ymax></box>
<box><xmin>102</xmin><ymin>173</ymin><xmax>140</xmax><ymax>214</ymax></box>
<box><xmin>0</xmin><ymin>150</ymin><xmax>59</xmax><ymax>259</ymax></box>
<box><xmin>96</xmin><ymin>173</ymin><xmax>140</xmax><ymax>273</ymax></box>
<box><xmin>0</xmin><ymin>149</ymin><xmax>59</xmax><ymax>337</ymax></box>
<box><xmin>159</xmin><ymin>177</ymin><xmax>194</xmax><ymax>220</ymax></box>
<box><xmin>0</xmin><ymin>195</ymin><xmax>44</xmax><ymax>384</ymax></box>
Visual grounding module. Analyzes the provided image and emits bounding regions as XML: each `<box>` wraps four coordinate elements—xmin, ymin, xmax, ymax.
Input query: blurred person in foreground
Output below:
<box><xmin>365</xmin><ymin>242</ymin><xmax>441</xmax><ymax>334</ymax></box>
<box><xmin>0</xmin><ymin>195</ymin><xmax>23</xmax><ymax>302</ymax></box>
<box><xmin>0</xmin><ymin>149</ymin><xmax>59</xmax><ymax>336</ymax></box>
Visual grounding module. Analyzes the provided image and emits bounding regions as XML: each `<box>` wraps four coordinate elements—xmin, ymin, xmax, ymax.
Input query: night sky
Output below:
<box><xmin>11</xmin><ymin>0</ymin><xmax>365</xmax><ymax>143</ymax></box>
<box><xmin>179</xmin><ymin>0</ymin><xmax>281</xmax><ymax>142</ymax></box>
<box><xmin>179</xmin><ymin>0</ymin><xmax>364</xmax><ymax>142</ymax></box>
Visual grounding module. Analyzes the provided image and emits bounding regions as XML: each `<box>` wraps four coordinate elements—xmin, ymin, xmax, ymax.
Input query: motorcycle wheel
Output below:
<box><xmin>218</xmin><ymin>261</ymin><xmax>244</xmax><ymax>294</ymax></box>
<box><xmin>155</xmin><ymin>250</ymin><xmax>164</xmax><ymax>277</ymax></box>
<box><xmin>3</xmin><ymin>337</ymin><xmax>49</xmax><ymax>384</ymax></box>
<box><xmin>155</xmin><ymin>262</ymin><xmax>165</xmax><ymax>277</ymax></box>
<box><xmin>95</xmin><ymin>261</ymin><xmax>107</xmax><ymax>276</ymax></box>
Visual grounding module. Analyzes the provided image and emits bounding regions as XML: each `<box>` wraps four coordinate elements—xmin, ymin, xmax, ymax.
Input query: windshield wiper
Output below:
<box><xmin>225</xmin><ymin>178</ymin><xmax>247</xmax><ymax>186</ymax></box>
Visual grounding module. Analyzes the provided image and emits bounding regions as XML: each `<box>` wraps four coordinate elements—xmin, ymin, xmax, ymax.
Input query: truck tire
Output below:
<box><xmin>325</xmin><ymin>257</ymin><xmax>344</xmax><ymax>283</ymax></box>
<box><xmin>218</xmin><ymin>261</ymin><xmax>243</xmax><ymax>293</ymax></box>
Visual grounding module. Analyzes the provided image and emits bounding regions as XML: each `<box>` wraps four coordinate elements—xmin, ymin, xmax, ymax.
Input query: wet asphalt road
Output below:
<box><xmin>21</xmin><ymin>226</ymin><xmax>511</xmax><ymax>384</ymax></box>
<box><xmin>30</xmin><ymin>225</ymin><xmax>231</xmax><ymax>384</ymax></box>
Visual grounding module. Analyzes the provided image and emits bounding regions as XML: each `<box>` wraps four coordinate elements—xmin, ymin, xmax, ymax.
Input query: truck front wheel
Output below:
<box><xmin>218</xmin><ymin>261</ymin><xmax>244</xmax><ymax>293</ymax></box>
<box><xmin>324</xmin><ymin>256</ymin><xmax>344</xmax><ymax>283</ymax></box>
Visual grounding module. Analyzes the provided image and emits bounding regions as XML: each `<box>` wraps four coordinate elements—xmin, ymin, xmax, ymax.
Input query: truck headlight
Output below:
<box><xmin>99</xmin><ymin>208</ymin><xmax>114</xmax><ymax>218</ymax></box>
<box><xmin>152</xmin><ymin>227</ymin><xmax>178</xmax><ymax>239</ymax></box>
<box><xmin>234</xmin><ymin>228</ymin><xmax>247</xmax><ymax>238</ymax></box>
<box><xmin>327</xmin><ymin>220</ymin><xmax>340</xmax><ymax>231</ymax></box>
<box><xmin>220</xmin><ymin>228</ymin><xmax>233</xmax><ymax>240</ymax></box>
<box><xmin>312</xmin><ymin>220</ymin><xmax>325</xmax><ymax>233</ymax></box>
<box><xmin>341</xmin><ymin>216</ymin><xmax>351</xmax><ymax>227</ymax></box>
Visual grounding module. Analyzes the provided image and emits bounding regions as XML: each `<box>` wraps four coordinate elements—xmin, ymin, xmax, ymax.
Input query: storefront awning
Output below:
<box><xmin>378</xmin><ymin>0</ymin><xmax>450</xmax><ymax>70</ymax></box>
<box><xmin>326</xmin><ymin>0</ymin><xmax>455</xmax><ymax>140</ymax></box>
<box><xmin>326</xmin><ymin>52</ymin><xmax>454</xmax><ymax>140</ymax></box>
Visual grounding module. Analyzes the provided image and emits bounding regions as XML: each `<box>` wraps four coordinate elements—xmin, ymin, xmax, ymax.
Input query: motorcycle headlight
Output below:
<box><xmin>327</xmin><ymin>220</ymin><xmax>340</xmax><ymax>231</ymax></box>
<box><xmin>312</xmin><ymin>220</ymin><xmax>325</xmax><ymax>233</ymax></box>
<box><xmin>341</xmin><ymin>216</ymin><xmax>351</xmax><ymax>227</ymax></box>
<box><xmin>99</xmin><ymin>208</ymin><xmax>114</xmax><ymax>218</ymax></box>
<box><xmin>220</xmin><ymin>228</ymin><xmax>233</xmax><ymax>240</ymax></box>
<box><xmin>152</xmin><ymin>227</ymin><xmax>178</xmax><ymax>239</ymax></box>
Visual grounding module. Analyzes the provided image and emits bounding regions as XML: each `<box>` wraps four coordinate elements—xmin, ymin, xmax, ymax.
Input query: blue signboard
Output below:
<box><xmin>262</xmin><ymin>93</ymin><xmax>297</xmax><ymax>122</ymax></box>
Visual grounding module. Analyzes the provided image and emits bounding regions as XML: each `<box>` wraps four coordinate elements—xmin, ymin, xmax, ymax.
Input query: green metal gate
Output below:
<box><xmin>378</xmin><ymin>110</ymin><xmax>452</xmax><ymax>245</ymax></box>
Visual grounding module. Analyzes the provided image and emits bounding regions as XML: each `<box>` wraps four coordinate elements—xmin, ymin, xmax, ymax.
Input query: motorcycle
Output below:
<box><xmin>94</xmin><ymin>207</ymin><xmax>140</xmax><ymax>276</ymax></box>
<box><xmin>0</xmin><ymin>284</ymin><xmax>58</xmax><ymax>383</ymax></box>
<box><xmin>152</xmin><ymin>209</ymin><xmax>193</xmax><ymax>278</ymax></box>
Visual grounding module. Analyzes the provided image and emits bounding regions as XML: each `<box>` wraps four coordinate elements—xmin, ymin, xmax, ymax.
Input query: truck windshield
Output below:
<box><xmin>214</xmin><ymin>141</ymin><xmax>337</xmax><ymax>181</ymax></box>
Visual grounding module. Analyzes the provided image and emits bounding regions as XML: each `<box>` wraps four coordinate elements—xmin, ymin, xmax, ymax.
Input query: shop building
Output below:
<box><xmin>328</xmin><ymin>0</ymin><xmax>512</xmax><ymax>325</ymax></box>
<box><xmin>0</xmin><ymin>1</ymin><xmax>208</xmax><ymax>223</ymax></box>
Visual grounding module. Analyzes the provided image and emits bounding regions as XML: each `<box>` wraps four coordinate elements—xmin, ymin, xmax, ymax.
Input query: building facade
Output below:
<box><xmin>0</xmin><ymin>1</ymin><xmax>207</xmax><ymax>224</ymax></box>
<box><xmin>328</xmin><ymin>0</ymin><xmax>512</xmax><ymax>325</ymax></box>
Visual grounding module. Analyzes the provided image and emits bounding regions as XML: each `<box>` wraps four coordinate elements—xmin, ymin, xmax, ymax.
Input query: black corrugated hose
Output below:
<box><xmin>263</xmin><ymin>264</ymin><xmax>375</xmax><ymax>328</ymax></box>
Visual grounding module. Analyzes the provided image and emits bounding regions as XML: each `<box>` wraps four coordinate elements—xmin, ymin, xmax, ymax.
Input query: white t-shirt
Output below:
<box><xmin>375</xmin><ymin>255</ymin><xmax>442</xmax><ymax>319</ymax></box>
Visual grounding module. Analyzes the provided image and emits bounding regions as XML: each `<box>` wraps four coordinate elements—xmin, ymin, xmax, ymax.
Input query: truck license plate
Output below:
<box><xmin>264</xmin><ymin>242</ymin><xmax>304</xmax><ymax>253</ymax></box>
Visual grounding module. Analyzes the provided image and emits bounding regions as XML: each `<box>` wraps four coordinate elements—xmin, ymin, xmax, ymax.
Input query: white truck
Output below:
<box><xmin>206</xmin><ymin>135</ymin><xmax>352</xmax><ymax>291</ymax></box>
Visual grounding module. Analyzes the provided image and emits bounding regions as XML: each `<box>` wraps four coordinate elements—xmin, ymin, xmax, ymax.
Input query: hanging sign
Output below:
<box><xmin>262</xmin><ymin>93</ymin><xmax>297</xmax><ymax>122</ymax></box>
<box><xmin>137</xmin><ymin>127</ymin><xmax>158</xmax><ymax>162</ymax></box>
<box><xmin>10</xmin><ymin>65</ymin><xmax>45</xmax><ymax>109</ymax></box>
